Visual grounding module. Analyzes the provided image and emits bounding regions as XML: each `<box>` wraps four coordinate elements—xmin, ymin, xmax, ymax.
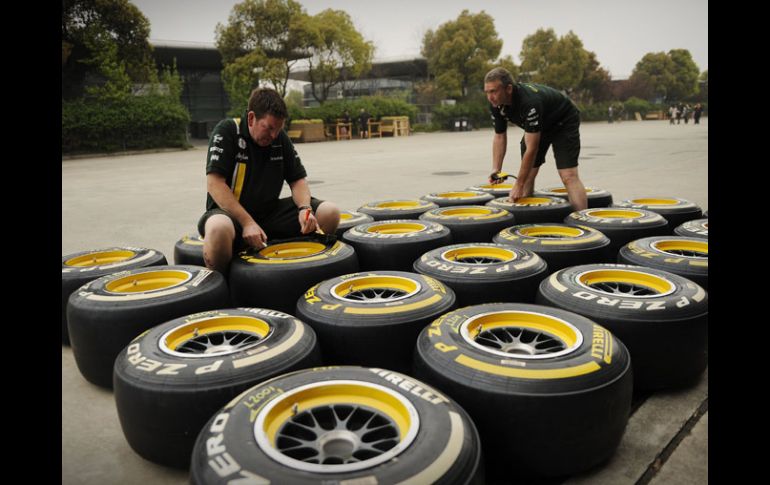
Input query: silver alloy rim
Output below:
<box><xmin>575</xmin><ymin>269</ymin><xmax>676</xmax><ymax>298</ymax></box>
<box><xmin>330</xmin><ymin>276</ymin><xmax>421</xmax><ymax>303</ymax></box>
<box><xmin>651</xmin><ymin>241</ymin><xmax>708</xmax><ymax>258</ymax></box>
<box><xmin>159</xmin><ymin>317</ymin><xmax>271</xmax><ymax>358</ymax></box>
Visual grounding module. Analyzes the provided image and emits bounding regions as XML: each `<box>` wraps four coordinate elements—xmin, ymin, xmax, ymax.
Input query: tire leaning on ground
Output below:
<box><xmin>674</xmin><ymin>218</ymin><xmax>708</xmax><ymax>239</ymax></box>
<box><xmin>534</xmin><ymin>186</ymin><xmax>613</xmax><ymax>208</ymax></box>
<box><xmin>342</xmin><ymin>220</ymin><xmax>452</xmax><ymax>271</ymax></box>
<box><xmin>357</xmin><ymin>199</ymin><xmax>438</xmax><ymax>221</ymax></box>
<box><xmin>537</xmin><ymin>263</ymin><xmax>708</xmax><ymax>391</ymax></box>
<box><xmin>413</xmin><ymin>243</ymin><xmax>548</xmax><ymax>306</ymax></box>
<box><xmin>493</xmin><ymin>223</ymin><xmax>612</xmax><ymax>271</ymax></box>
<box><xmin>413</xmin><ymin>303</ymin><xmax>632</xmax><ymax>479</ymax></box>
<box><xmin>189</xmin><ymin>366</ymin><xmax>484</xmax><ymax>485</ymax></box>
<box><xmin>173</xmin><ymin>234</ymin><xmax>205</xmax><ymax>266</ymax></box>
<box><xmin>618</xmin><ymin>236</ymin><xmax>708</xmax><ymax>290</ymax></box>
<box><xmin>67</xmin><ymin>265</ymin><xmax>230</xmax><ymax>388</ymax></box>
<box><xmin>113</xmin><ymin>308</ymin><xmax>321</xmax><ymax>469</ymax></box>
<box><xmin>336</xmin><ymin>211</ymin><xmax>374</xmax><ymax>238</ymax></box>
<box><xmin>295</xmin><ymin>271</ymin><xmax>456</xmax><ymax>373</ymax></box>
<box><xmin>229</xmin><ymin>237</ymin><xmax>359</xmax><ymax>314</ymax></box>
<box><xmin>612</xmin><ymin>197</ymin><xmax>702</xmax><ymax>228</ymax></box>
<box><xmin>61</xmin><ymin>247</ymin><xmax>167</xmax><ymax>345</ymax></box>
<box><xmin>418</xmin><ymin>205</ymin><xmax>514</xmax><ymax>243</ymax></box>
<box><xmin>487</xmin><ymin>196</ymin><xmax>574</xmax><ymax>224</ymax></box>
<box><xmin>421</xmin><ymin>190</ymin><xmax>495</xmax><ymax>207</ymax></box>
<box><xmin>564</xmin><ymin>208</ymin><xmax>670</xmax><ymax>256</ymax></box>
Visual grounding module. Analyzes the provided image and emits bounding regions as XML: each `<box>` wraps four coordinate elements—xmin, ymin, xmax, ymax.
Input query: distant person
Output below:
<box><xmin>669</xmin><ymin>105</ymin><xmax>677</xmax><ymax>125</ymax></box>
<box><xmin>693</xmin><ymin>103</ymin><xmax>703</xmax><ymax>124</ymax></box>
<box><xmin>676</xmin><ymin>103</ymin><xmax>683</xmax><ymax>124</ymax></box>
<box><xmin>608</xmin><ymin>105</ymin><xmax>614</xmax><ymax>123</ymax></box>
<box><xmin>198</xmin><ymin>87</ymin><xmax>340</xmax><ymax>274</ymax></box>
<box><xmin>483</xmin><ymin>67</ymin><xmax>587</xmax><ymax>211</ymax></box>
<box><xmin>340</xmin><ymin>110</ymin><xmax>351</xmax><ymax>137</ymax></box>
<box><xmin>682</xmin><ymin>104</ymin><xmax>691</xmax><ymax>124</ymax></box>
<box><xmin>358</xmin><ymin>108</ymin><xmax>371</xmax><ymax>138</ymax></box>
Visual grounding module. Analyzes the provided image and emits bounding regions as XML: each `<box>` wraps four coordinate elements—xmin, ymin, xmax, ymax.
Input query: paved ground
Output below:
<box><xmin>62</xmin><ymin>118</ymin><xmax>708</xmax><ymax>484</ymax></box>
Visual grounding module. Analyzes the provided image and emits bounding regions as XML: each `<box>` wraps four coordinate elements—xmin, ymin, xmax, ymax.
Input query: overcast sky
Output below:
<box><xmin>131</xmin><ymin>0</ymin><xmax>707</xmax><ymax>80</ymax></box>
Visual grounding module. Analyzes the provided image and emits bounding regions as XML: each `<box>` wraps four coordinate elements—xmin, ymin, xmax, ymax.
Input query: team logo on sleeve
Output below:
<box><xmin>238</xmin><ymin>138</ymin><xmax>247</xmax><ymax>149</ymax></box>
<box><xmin>213</xmin><ymin>134</ymin><xmax>223</xmax><ymax>144</ymax></box>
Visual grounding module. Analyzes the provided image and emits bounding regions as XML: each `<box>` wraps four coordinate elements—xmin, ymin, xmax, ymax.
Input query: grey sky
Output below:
<box><xmin>131</xmin><ymin>0</ymin><xmax>707</xmax><ymax>79</ymax></box>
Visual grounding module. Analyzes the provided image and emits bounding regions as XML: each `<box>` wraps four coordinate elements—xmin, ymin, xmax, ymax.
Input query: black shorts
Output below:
<box><xmin>520</xmin><ymin>114</ymin><xmax>581</xmax><ymax>169</ymax></box>
<box><xmin>198</xmin><ymin>197</ymin><xmax>323</xmax><ymax>249</ymax></box>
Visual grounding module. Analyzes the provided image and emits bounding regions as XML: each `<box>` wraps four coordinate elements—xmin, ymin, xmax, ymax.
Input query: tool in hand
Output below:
<box><xmin>489</xmin><ymin>171</ymin><xmax>518</xmax><ymax>184</ymax></box>
<box><xmin>305</xmin><ymin>207</ymin><xmax>337</xmax><ymax>245</ymax></box>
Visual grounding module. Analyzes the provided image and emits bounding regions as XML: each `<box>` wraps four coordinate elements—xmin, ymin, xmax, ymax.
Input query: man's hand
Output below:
<box><xmin>299</xmin><ymin>208</ymin><xmax>318</xmax><ymax>234</ymax></box>
<box><xmin>509</xmin><ymin>182</ymin><xmax>528</xmax><ymax>203</ymax></box>
<box><xmin>489</xmin><ymin>171</ymin><xmax>503</xmax><ymax>184</ymax></box>
<box><xmin>242</xmin><ymin>222</ymin><xmax>268</xmax><ymax>248</ymax></box>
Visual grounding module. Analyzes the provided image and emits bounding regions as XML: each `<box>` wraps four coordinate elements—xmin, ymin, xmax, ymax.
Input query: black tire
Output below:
<box><xmin>612</xmin><ymin>197</ymin><xmax>702</xmax><ymax>228</ymax></box>
<box><xmin>487</xmin><ymin>195</ymin><xmax>574</xmax><ymax>224</ymax></box>
<box><xmin>357</xmin><ymin>199</ymin><xmax>438</xmax><ymax>221</ymax></box>
<box><xmin>190</xmin><ymin>366</ymin><xmax>484</xmax><ymax>485</ymax></box>
<box><xmin>342</xmin><ymin>219</ymin><xmax>452</xmax><ymax>271</ymax></box>
<box><xmin>493</xmin><ymin>223</ymin><xmax>612</xmax><ymax>271</ymax></box>
<box><xmin>336</xmin><ymin>211</ymin><xmax>374</xmax><ymax>238</ymax></box>
<box><xmin>413</xmin><ymin>243</ymin><xmax>548</xmax><ymax>306</ymax></box>
<box><xmin>173</xmin><ymin>234</ymin><xmax>205</xmax><ymax>266</ymax></box>
<box><xmin>413</xmin><ymin>303</ymin><xmax>632</xmax><ymax>479</ymax></box>
<box><xmin>295</xmin><ymin>271</ymin><xmax>456</xmax><ymax>373</ymax></box>
<box><xmin>466</xmin><ymin>182</ymin><xmax>512</xmax><ymax>198</ymax></box>
<box><xmin>62</xmin><ymin>247</ymin><xmax>167</xmax><ymax>345</ymax></box>
<box><xmin>418</xmin><ymin>205</ymin><xmax>514</xmax><ymax>243</ymax></box>
<box><xmin>618</xmin><ymin>236</ymin><xmax>708</xmax><ymax>290</ymax></box>
<box><xmin>564</xmin><ymin>207</ymin><xmax>670</xmax><ymax>256</ymax></box>
<box><xmin>674</xmin><ymin>218</ymin><xmax>708</xmax><ymax>239</ymax></box>
<box><xmin>67</xmin><ymin>265</ymin><xmax>231</xmax><ymax>388</ymax></box>
<box><xmin>421</xmin><ymin>190</ymin><xmax>495</xmax><ymax>207</ymax></box>
<box><xmin>113</xmin><ymin>308</ymin><xmax>321</xmax><ymax>469</ymax></box>
<box><xmin>537</xmin><ymin>263</ymin><xmax>708</xmax><ymax>391</ymax></box>
<box><xmin>534</xmin><ymin>186</ymin><xmax>613</xmax><ymax>208</ymax></box>
<box><xmin>229</xmin><ymin>238</ymin><xmax>359</xmax><ymax>314</ymax></box>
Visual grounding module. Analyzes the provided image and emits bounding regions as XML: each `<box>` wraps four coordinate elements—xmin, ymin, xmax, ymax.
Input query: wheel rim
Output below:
<box><xmin>64</xmin><ymin>249</ymin><xmax>136</xmax><ymax>267</ymax></box>
<box><xmin>460</xmin><ymin>311</ymin><xmax>582</xmax><ymax>359</ymax></box>
<box><xmin>576</xmin><ymin>269</ymin><xmax>675</xmax><ymax>297</ymax></box>
<box><xmin>652</xmin><ymin>239</ymin><xmax>708</xmax><ymax>258</ymax></box>
<box><xmin>433</xmin><ymin>191</ymin><xmax>481</xmax><ymax>199</ymax></box>
<box><xmin>340</xmin><ymin>213</ymin><xmax>355</xmax><ymax>221</ymax></box>
<box><xmin>254</xmin><ymin>380</ymin><xmax>420</xmax><ymax>473</ymax></box>
<box><xmin>441</xmin><ymin>246</ymin><xmax>516</xmax><ymax>264</ymax></box>
<box><xmin>515</xmin><ymin>225</ymin><xmax>585</xmax><ymax>239</ymax></box>
<box><xmin>511</xmin><ymin>197</ymin><xmax>558</xmax><ymax>206</ymax></box>
<box><xmin>437</xmin><ymin>207</ymin><xmax>495</xmax><ymax>217</ymax></box>
<box><xmin>104</xmin><ymin>270</ymin><xmax>191</xmax><ymax>293</ymax></box>
<box><xmin>366</xmin><ymin>222</ymin><xmax>427</xmax><ymax>234</ymax></box>
<box><xmin>475</xmin><ymin>183</ymin><xmax>512</xmax><ymax>190</ymax></box>
<box><xmin>541</xmin><ymin>186</ymin><xmax>599</xmax><ymax>195</ymax></box>
<box><xmin>630</xmin><ymin>198</ymin><xmax>679</xmax><ymax>205</ymax></box>
<box><xmin>372</xmin><ymin>200</ymin><xmax>424</xmax><ymax>209</ymax></box>
<box><xmin>260</xmin><ymin>242</ymin><xmax>327</xmax><ymax>260</ymax></box>
<box><xmin>585</xmin><ymin>209</ymin><xmax>646</xmax><ymax>219</ymax></box>
<box><xmin>160</xmin><ymin>315</ymin><xmax>272</xmax><ymax>357</ymax></box>
<box><xmin>331</xmin><ymin>275</ymin><xmax>421</xmax><ymax>303</ymax></box>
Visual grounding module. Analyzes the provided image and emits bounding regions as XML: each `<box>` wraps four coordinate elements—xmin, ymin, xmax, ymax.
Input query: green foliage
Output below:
<box><xmin>629</xmin><ymin>49</ymin><xmax>700</xmax><ymax>102</ymax></box>
<box><xmin>431</xmin><ymin>95</ymin><xmax>491</xmax><ymax>130</ymax></box>
<box><xmin>291</xmin><ymin>96</ymin><xmax>417</xmax><ymax>124</ymax></box>
<box><xmin>623</xmin><ymin>97</ymin><xmax>654</xmax><ymax>116</ymax></box>
<box><xmin>520</xmin><ymin>28</ymin><xmax>598</xmax><ymax>94</ymax></box>
<box><xmin>422</xmin><ymin>10</ymin><xmax>503</xmax><ymax>99</ymax></box>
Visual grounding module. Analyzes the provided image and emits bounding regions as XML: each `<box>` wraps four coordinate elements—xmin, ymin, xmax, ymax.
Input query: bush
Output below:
<box><xmin>291</xmin><ymin>96</ymin><xmax>418</xmax><ymax>127</ymax></box>
<box><xmin>63</xmin><ymin>94</ymin><xmax>190</xmax><ymax>154</ymax></box>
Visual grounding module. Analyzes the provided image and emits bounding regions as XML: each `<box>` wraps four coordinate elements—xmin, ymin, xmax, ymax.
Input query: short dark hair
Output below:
<box><xmin>248</xmin><ymin>88</ymin><xmax>288</xmax><ymax>120</ymax></box>
<box><xmin>484</xmin><ymin>67</ymin><xmax>514</xmax><ymax>87</ymax></box>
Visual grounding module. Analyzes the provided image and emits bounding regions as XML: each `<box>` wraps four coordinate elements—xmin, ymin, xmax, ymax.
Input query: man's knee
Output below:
<box><xmin>558</xmin><ymin>168</ymin><xmax>582</xmax><ymax>185</ymax></box>
<box><xmin>204</xmin><ymin>214</ymin><xmax>236</xmax><ymax>241</ymax></box>
<box><xmin>316</xmin><ymin>201</ymin><xmax>340</xmax><ymax>232</ymax></box>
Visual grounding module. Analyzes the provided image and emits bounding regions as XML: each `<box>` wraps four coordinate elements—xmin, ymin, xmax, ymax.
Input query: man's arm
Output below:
<box><xmin>491</xmin><ymin>131</ymin><xmax>507</xmax><ymax>178</ymax></box>
<box><xmin>207</xmin><ymin>173</ymin><xmax>267</xmax><ymax>247</ymax></box>
<box><xmin>288</xmin><ymin>177</ymin><xmax>317</xmax><ymax>234</ymax></box>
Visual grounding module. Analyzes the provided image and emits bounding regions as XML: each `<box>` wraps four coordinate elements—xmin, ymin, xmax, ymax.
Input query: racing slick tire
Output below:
<box><xmin>618</xmin><ymin>236</ymin><xmax>708</xmax><ymax>290</ymax></box>
<box><xmin>418</xmin><ymin>205</ymin><xmax>514</xmax><ymax>243</ymax></box>
<box><xmin>674</xmin><ymin>218</ymin><xmax>708</xmax><ymax>239</ymax></box>
<box><xmin>357</xmin><ymin>199</ymin><xmax>438</xmax><ymax>221</ymax></box>
<box><xmin>564</xmin><ymin>208</ymin><xmax>669</xmax><ymax>256</ymax></box>
<box><xmin>534</xmin><ymin>186</ymin><xmax>613</xmax><ymax>208</ymax></box>
<box><xmin>487</xmin><ymin>196</ymin><xmax>574</xmax><ymax>224</ymax></box>
<box><xmin>421</xmin><ymin>190</ymin><xmax>495</xmax><ymax>207</ymax></box>
<box><xmin>173</xmin><ymin>234</ymin><xmax>205</xmax><ymax>266</ymax></box>
<box><xmin>612</xmin><ymin>197</ymin><xmax>702</xmax><ymax>229</ymax></box>
<box><xmin>336</xmin><ymin>211</ymin><xmax>374</xmax><ymax>238</ymax></box>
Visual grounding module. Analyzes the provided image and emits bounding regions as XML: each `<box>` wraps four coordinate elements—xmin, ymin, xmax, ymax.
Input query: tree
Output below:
<box><xmin>628</xmin><ymin>49</ymin><xmax>699</xmax><ymax>102</ymax></box>
<box><xmin>305</xmin><ymin>9</ymin><xmax>373</xmax><ymax>104</ymax></box>
<box><xmin>576</xmin><ymin>51</ymin><xmax>612</xmax><ymax>104</ymax></box>
<box><xmin>62</xmin><ymin>0</ymin><xmax>155</xmax><ymax>99</ymax></box>
<box><xmin>215</xmin><ymin>0</ymin><xmax>315</xmax><ymax>99</ymax></box>
<box><xmin>519</xmin><ymin>29</ymin><xmax>593</xmax><ymax>93</ymax></box>
<box><xmin>668</xmin><ymin>49</ymin><xmax>700</xmax><ymax>100</ymax></box>
<box><xmin>422</xmin><ymin>10</ymin><xmax>503</xmax><ymax>99</ymax></box>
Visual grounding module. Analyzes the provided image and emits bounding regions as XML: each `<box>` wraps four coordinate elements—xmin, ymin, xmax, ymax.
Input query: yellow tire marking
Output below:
<box><xmin>344</xmin><ymin>294</ymin><xmax>442</xmax><ymax>315</ymax></box>
<box><xmin>455</xmin><ymin>354</ymin><xmax>601</xmax><ymax>379</ymax></box>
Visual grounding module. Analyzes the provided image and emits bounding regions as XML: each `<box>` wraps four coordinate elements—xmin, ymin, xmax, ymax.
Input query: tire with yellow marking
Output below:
<box><xmin>493</xmin><ymin>223</ymin><xmax>612</xmax><ymax>271</ymax></box>
<box><xmin>113</xmin><ymin>308</ymin><xmax>321</xmax><ymax>469</ymax></box>
<box><xmin>413</xmin><ymin>303</ymin><xmax>632</xmax><ymax>479</ymax></box>
<box><xmin>674</xmin><ymin>218</ymin><xmax>708</xmax><ymax>239</ymax></box>
<box><xmin>61</xmin><ymin>247</ymin><xmax>167</xmax><ymax>345</ymax></box>
<box><xmin>357</xmin><ymin>199</ymin><xmax>438</xmax><ymax>221</ymax></box>
<box><xmin>466</xmin><ymin>182</ymin><xmax>512</xmax><ymax>198</ymax></box>
<box><xmin>486</xmin><ymin>195</ymin><xmax>573</xmax><ymax>224</ymax></box>
<box><xmin>534</xmin><ymin>186</ymin><xmax>613</xmax><ymax>208</ymax></box>
<box><xmin>413</xmin><ymin>243</ymin><xmax>548</xmax><ymax>306</ymax></box>
<box><xmin>229</xmin><ymin>238</ymin><xmax>359</xmax><ymax>314</ymax></box>
<box><xmin>618</xmin><ymin>236</ymin><xmax>708</xmax><ymax>289</ymax></box>
<box><xmin>190</xmin><ymin>366</ymin><xmax>483</xmax><ymax>485</ymax></box>
<box><xmin>564</xmin><ymin>208</ymin><xmax>669</xmax><ymax>255</ymax></box>
<box><xmin>536</xmin><ymin>263</ymin><xmax>708</xmax><ymax>390</ymax></box>
<box><xmin>173</xmin><ymin>233</ymin><xmax>205</xmax><ymax>266</ymax></box>
<box><xmin>613</xmin><ymin>197</ymin><xmax>703</xmax><ymax>228</ymax></box>
<box><xmin>67</xmin><ymin>265</ymin><xmax>230</xmax><ymax>388</ymax></box>
<box><xmin>295</xmin><ymin>271</ymin><xmax>456</xmax><ymax>373</ymax></box>
<box><xmin>335</xmin><ymin>211</ymin><xmax>374</xmax><ymax>238</ymax></box>
<box><xmin>418</xmin><ymin>205</ymin><xmax>514</xmax><ymax>243</ymax></box>
<box><xmin>342</xmin><ymin>220</ymin><xmax>452</xmax><ymax>271</ymax></box>
<box><xmin>421</xmin><ymin>190</ymin><xmax>494</xmax><ymax>207</ymax></box>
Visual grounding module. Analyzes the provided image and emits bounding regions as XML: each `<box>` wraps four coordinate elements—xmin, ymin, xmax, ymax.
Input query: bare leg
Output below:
<box><xmin>558</xmin><ymin>167</ymin><xmax>588</xmax><ymax>211</ymax></box>
<box><xmin>315</xmin><ymin>201</ymin><xmax>340</xmax><ymax>235</ymax></box>
<box><xmin>203</xmin><ymin>214</ymin><xmax>236</xmax><ymax>274</ymax></box>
